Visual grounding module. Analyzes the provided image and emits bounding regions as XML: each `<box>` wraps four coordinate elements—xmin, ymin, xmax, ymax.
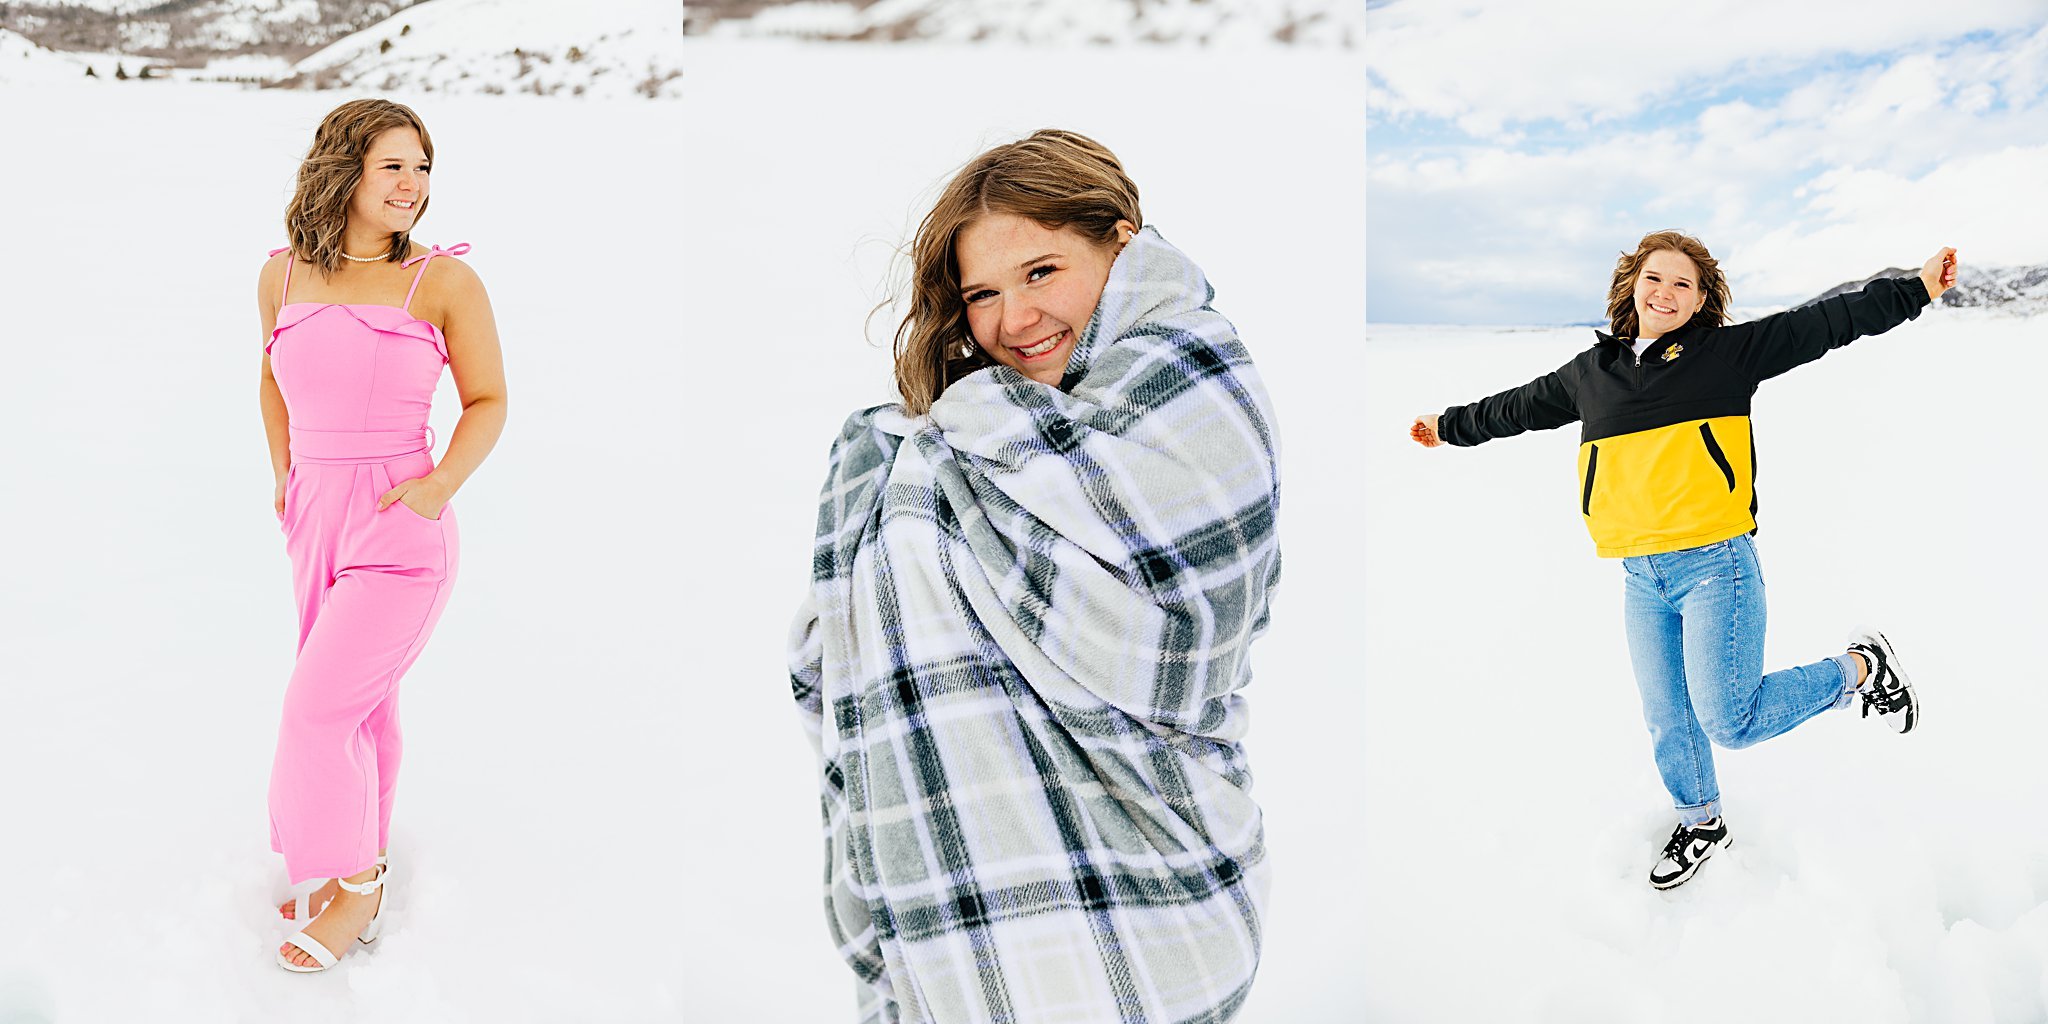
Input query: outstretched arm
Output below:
<box><xmin>1723</xmin><ymin>247</ymin><xmax>1955</xmax><ymax>383</ymax></box>
<box><xmin>1413</xmin><ymin>364</ymin><xmax>1580</xmax><ymax>449</ymax></box>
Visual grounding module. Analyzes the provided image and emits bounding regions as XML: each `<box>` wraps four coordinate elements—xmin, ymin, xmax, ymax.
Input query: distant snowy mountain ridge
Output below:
<box><xmin>686</xmin><ymin>0</ymin><xmax>1357</xmax><ymax>47</ymax></box>
<box><xmin>1800</xmin><ymin>263</ymin><xmax>2048</xmax><ymax>316</ymax></box>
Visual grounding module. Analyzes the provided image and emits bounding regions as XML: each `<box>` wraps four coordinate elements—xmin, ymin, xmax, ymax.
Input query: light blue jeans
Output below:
<box><xmin>1621</xmin><ymin>534</ymin><xmax>1859</xmax><ymax>825</ymax></box>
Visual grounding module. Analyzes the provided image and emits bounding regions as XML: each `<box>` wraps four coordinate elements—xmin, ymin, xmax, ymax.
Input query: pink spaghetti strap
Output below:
<box><xmin>399</xmin><ymin>242</ymin><xmax>471</xmax><ymax>313</ymax></box>
<box><xmin>270</xmin><ymin>246</ymin><xmax>295</xmax><ymax>306</ymax></box>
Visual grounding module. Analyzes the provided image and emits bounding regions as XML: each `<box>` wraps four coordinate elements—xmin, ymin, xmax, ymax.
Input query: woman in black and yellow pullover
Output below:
<box><xmin>1412</xmin><ymin>230</ymin><xmax>1958</xmax><ymax>890</ymax></box>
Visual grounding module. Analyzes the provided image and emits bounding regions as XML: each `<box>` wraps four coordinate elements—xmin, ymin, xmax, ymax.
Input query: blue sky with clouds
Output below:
<box><xmin>1367</xmin><ymin>1</ymin><xmax>2048</xmax><ymax>324</ymax></box>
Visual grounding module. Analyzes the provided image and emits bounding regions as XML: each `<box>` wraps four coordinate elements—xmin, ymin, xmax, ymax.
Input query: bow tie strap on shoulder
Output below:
<box><xmin>399</xmin><ymin>243</ymin><xmax>471</xmax><ymax>315</ymax></box>
<box><xmin>400</xmin><ymin>242</ymin><xmax>472</xmax><ymax>268</ymax></box>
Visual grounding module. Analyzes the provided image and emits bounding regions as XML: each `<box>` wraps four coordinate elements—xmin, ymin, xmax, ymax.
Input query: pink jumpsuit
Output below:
<box><xmin>265</xmin><ymin>244</ymin><xmax>466</xmax><ymax>884</ymax></box>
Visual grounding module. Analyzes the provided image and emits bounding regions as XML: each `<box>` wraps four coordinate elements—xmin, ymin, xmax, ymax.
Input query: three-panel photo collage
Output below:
<box><xmin>3</xmin><ymin>2</ymin><xmax>2045</xmax><ymax>1021</ymax></box>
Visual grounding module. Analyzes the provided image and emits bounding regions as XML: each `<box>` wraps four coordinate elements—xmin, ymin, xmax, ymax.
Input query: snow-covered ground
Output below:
<box><xmin>0</xmin><ymin>36</ymin><xmax>1366</xmax><ymax>1024</ymax></box>
<box><xmin>1363</xmin><ymin>317</ymin><xmax>2048</xmax><ymax>1022</ymax></box>
<box><xmin>677</xmin><ymin>40</ymin><xmax>1365</xmax><ymax>1024</ymax></box>
<box><xmin>0</xmin><ymin>83</ymin><xmax>689</xmax><ymax>1022</ymax></box>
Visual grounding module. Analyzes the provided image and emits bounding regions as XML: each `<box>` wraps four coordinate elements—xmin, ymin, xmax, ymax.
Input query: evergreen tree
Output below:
<box><xmin>114</xmin><ymin>62</ymin><xmax>128</xmax><ymax>80</ymax></box>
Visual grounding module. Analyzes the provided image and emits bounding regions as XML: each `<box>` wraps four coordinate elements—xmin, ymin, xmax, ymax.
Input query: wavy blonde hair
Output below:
<box><xmin>892</xmin><ymin>129</ymin><xmax>1142</xmax><ymax>415</ymax></box>
<box><xmin>1606</xmin><ymin>230</ymin><xmax>1731</xmax><ymax>339</ymax></box>
<box><xmin>284</xmin><ymin>99</ymin><xmax>434</xmax><ymax>277</ymax></box>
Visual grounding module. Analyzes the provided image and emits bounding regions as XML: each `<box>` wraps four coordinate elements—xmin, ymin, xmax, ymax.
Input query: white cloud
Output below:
<box><xmin>1368</xmin><ymin>0</ymin><xmax>2044</xmax><ymax>134</ymax></box>
<box><xmin>1737</xmin><ymin>145</ymin><xmax>2048</xmax><ymax>298</ymax></box>
<box><xmin>1368</xmin><ymin>13</ymin><xmax>2048</xmax><ymax>322</ymax></box>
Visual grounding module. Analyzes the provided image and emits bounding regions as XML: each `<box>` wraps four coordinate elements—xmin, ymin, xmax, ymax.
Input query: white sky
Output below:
<box><xmin>1368</xmin><ymin>0</ymin><xmax>2048</xmax><ymax>323</ymax></box>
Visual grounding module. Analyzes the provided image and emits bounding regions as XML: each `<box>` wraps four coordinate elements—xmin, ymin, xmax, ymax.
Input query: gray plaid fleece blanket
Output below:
<box><xmin>789</xmin><ymin>226</ymin><xmax>1281</xmax><ymax>1024</ymax></box>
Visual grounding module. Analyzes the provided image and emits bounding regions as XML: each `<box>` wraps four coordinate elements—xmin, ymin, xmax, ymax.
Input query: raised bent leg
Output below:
<box><xmin>1677</xmin><ymin>535</ymin><xmax>1855</xmax><ymax>750</ymax></box>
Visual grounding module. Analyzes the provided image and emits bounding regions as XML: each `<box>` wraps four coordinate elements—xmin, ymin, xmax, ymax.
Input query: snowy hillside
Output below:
<box><xmin>1802</xmin><ymin>263</ymin><xmax>2048</xmax><ymax>315</ymax></box>
<box><xmin>277</xmin><ymin>0</ymin><xmax>680</xmax><ymax>98</ymax></box>
<box><xmin>686</xmin><ymin>0</ymin><xmax>1359</xmax><ymax>47</ymax></box>
<box><xmin>0</xmin><ymin>26</ymin><xmax>93</xmax><ymax>80</ymax></box>
<box><xmin>0</xmin><ymin>0</ymin><xmax>421</xmax><ymax>61</ymax></box>
<box><xmin>1942</xmin><ymin>263</ymin><xmax>2048</xmax><ymax>313</ymax></box>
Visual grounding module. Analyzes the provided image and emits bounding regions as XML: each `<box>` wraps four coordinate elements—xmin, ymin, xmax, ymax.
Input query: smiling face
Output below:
<box><xmin>956</xmin><ymin>213</ymin><xmax>1133</xmax><ymax>386</ymax></box>
<box><xmin>346</xmin><ymin>127</ymin><xmax>429</xmax><ymax>242</ymax></box>
<box><xmin>1632</xmin><ymin>249</ymin><xmax>1704</xmax><ymax>339</ymax></box>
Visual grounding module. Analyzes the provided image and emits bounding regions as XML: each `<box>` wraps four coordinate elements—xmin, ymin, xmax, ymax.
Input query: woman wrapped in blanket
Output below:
<box><xmin>789</xmin><ymin>130</ymin><xmax>1280</xmax><ymax>1023</ymax></box>
<box><xmin>1412</xmin><ymin>230</ymin><xmax>1958</xmax><ymax>891</ymax></box>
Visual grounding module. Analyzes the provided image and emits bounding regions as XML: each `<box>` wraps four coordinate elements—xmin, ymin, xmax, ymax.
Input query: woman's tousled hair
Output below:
<box><xmin>891</xmin><ymin>128</ymin><xmax>1142</xmax><ymax>414</ymax></box>
<box><xmin>1606</xmin><ymin>229</ymin><xmax>1731</xmax><ymax>339</ymax></box>
<box><xmin>284</xmin><ymin>98</ymin><xmax>434</xmax><ymax>277</ymax></box>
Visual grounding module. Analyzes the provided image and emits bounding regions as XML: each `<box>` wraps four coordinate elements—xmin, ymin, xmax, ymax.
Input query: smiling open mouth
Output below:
<box><xmin>1013</xmin><ymin>330</ymin><xmax>1067</xmax><ymax>360</ymax></box>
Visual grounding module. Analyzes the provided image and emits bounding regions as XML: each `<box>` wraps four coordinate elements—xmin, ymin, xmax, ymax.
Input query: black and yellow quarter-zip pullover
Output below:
<box><xmin>1439</xmin><ymin>275</ymin><xmax>1931</xmax><ymax>557</ymax></box>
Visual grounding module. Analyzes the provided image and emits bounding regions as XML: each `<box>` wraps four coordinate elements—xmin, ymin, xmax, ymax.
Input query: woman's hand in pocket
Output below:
<box><xmin>379</xmin><ymin>474</ymin><xmax>453</xmax><ymax>521</ymax></box>
<box><xmin>275</xmin><ymin>474</ymin><xmax>288</xmax><ymax>519</ymax></box>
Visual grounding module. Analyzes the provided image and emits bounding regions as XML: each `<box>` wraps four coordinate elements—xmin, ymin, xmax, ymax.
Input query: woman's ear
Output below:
<box><xmin>1115</xmin><ymin>219</ymin><xmax>1137</xmax><ymax>245</ymax></box>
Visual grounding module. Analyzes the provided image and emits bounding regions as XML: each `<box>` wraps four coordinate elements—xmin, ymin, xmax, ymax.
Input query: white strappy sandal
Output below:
<box><xmin>281</xmin><ymin>853</ymin><xmax>388</xmax><ymax>921</ymax></box>
<box><xmin>276</xmin><ymin>864</ymin><xmax>387</xmax><ymax>973</ymax></box>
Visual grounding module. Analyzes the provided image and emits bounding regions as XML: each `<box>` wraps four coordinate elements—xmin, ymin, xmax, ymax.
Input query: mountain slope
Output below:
<box><xmin>685</xmin><ymin>0</ymin><xmax>1358</xmax><ymax>47</ymax></box>
<box><xmin>278</xmin><ymin>0</ymin><xmax>679</xmax><ymax>98</ymax></box>
<box><xmin>1800</xmin><ymin>263</ymin><xmax>2048</xmax><ymax>315</ymax></box>
<box><xmin>0</xmin><ymin>26</ymin><xmax>94</xmax><ymax>80</ymax></box>
<box><xmin>0</xmin><ymin>0</ymin><xmax>424</xmax><ymax>62</ymax></box>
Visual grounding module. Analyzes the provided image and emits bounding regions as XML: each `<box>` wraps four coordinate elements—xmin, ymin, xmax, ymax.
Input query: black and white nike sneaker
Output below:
<box><xmin>1648</xmin><ymin>816</ymin><xmax>1731</xmax><ymax>890</ymax></box>
<box><xmin>1848</xmin><ymin>629</ymin><xmax>1918</xmax><ymax>734</ymax></box>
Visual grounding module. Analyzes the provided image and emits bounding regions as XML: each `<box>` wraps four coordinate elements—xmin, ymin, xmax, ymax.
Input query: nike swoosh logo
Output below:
<box><xmin>1690</xmin><ymin>840</ymin><xmax>1713</xmax><ymax>858</ymax></box>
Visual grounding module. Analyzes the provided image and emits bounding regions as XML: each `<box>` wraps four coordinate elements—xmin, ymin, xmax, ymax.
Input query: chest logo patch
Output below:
<box><xmin>1662</xmin><ymin>344</ymin><xmax>1683</xmax><ymax>362</ymax></box>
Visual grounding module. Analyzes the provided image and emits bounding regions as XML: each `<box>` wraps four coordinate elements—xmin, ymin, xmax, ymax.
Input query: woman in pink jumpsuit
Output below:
<box><xmin>257</xmin><ymin>99</ymin><xmax>507</xmax><ymax>971</ymax></box>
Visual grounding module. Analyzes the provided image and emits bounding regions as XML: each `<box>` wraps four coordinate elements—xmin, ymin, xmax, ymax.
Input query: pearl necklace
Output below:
<box><xmin>340</xmin><ymin>249</ymin><xmax>392</xmax><ymax>263</ymax></box>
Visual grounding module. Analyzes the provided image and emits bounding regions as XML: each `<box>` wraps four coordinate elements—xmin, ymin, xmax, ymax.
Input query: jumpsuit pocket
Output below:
<box><xmin>373</xmin><ymin>457</ymin><xmax>447</xmax><ymax>522</ymax></box>
<box><xmin>397</xmin><ymin>499</ymin><xmax>446</xmax><ymax>524</ymax></box>
<box><xmin>392</xmin><ymin>497</ymin><xmax>444</xmax><ymax>523</ymax></box>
